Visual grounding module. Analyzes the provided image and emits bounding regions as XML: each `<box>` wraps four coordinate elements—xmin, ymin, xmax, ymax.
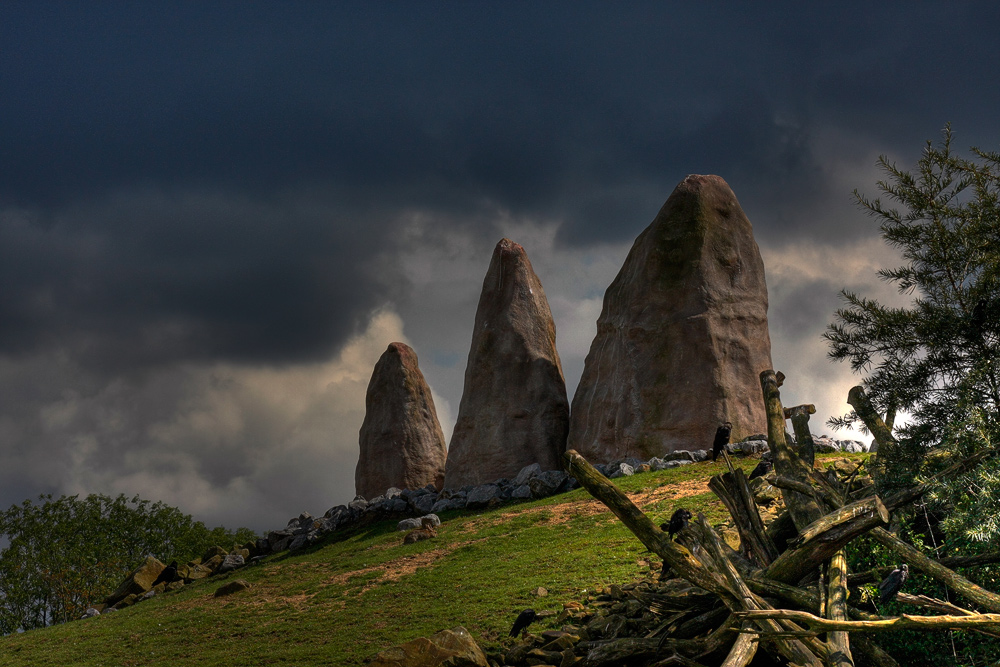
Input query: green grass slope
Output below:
<box><xmin>0</xmin><ymin>454</ymin><xmax>861</xmax><ymax>667</ymax></box>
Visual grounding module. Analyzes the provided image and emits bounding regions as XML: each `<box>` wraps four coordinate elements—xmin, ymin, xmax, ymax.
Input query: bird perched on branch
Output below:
<box><xmin>509</xmin><ymin>608</ymin><xmax>537</xmax><ymax>637</ymax></box>
<box><xmin>661</xmin><ymin>508</ymin><xmax>692</xmax><ymax>540</ymax></box>
<box><xmin>748</xmin><ymin>459</ymin><xmax>773</xmax><ymax>480</ymax></box>
<box><xmin>712</xmin><ymin>422</ymin><xmax>733</xmax><ymax>462</ymax></box>
<box><xmin>879</xmin><ymin>563</ymin><xmax>909</xmax><ymax>603</ymax></box>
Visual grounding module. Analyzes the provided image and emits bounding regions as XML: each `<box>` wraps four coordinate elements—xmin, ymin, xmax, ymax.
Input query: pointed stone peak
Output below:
<box><xmin>568</xmin><ymin>175</ymin><xmax>772</xmax><ymax>462</ymax></box>
<box><xmin>444</xmin><ymin>239</ymin><xmax>569</xmax><ymax>488</ymax></box>
<box><xmin>356</xmin><ymin>342</ymin><xmax>447</xmax><ymax>498</ymax></box>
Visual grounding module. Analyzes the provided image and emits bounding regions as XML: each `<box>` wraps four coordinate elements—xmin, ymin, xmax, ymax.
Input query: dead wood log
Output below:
<box><xmin>719</xmin><ymin>630</ymin><xmax>757</xmax><ymax>667</ymax></box>
<box><xmin>786</xmin><ymin>404</ymin><xmax>817</xmax><ymax>467</ymax></box>
<box><xmin>732</xmin><ymin>609</ymin><xmax>1000</xmax><ymax>633</ymax></box>
<box><xmin>764</xmin><ymin>495</ymin><xmax>889</xmax><ymax>585</ymax></box>
<box><xmin>708</xmin><ymin>469</ymin><xmax>779</xmax><ymax>566</ymax></box>
<box><xmin>846</xmin><ymin>386</ymin><xmax>898</xmax><ymax>453</ymax></box>
<box><xmin>760</xmin><ymin>370</ymin><xmax>825</xmax><ymax>531</ymax></box>
<box><xmin>827</xmin><ymin>549</ymin><xmax>855</xmax><ymax>667</ymax></box>
<box><xmin>870</xmin><ymin>527</ymin><xmax>1000</xmax><ymax>613</ymax></box>
<box><xmin>691</xmin><ymin>515</ymin><xmax>826</xmax><ymax>666</ymax></box>
<box><xmin>849</xmin><ymin>551</ymin><xmax>1000</xmax><ymax>586</ymax></box>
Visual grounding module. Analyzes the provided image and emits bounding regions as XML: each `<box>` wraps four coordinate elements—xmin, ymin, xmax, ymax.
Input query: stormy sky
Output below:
<box><xmin>1</xmin><ymin>3</ymin><xmax>997</xmax><ymax>532</ymax></box>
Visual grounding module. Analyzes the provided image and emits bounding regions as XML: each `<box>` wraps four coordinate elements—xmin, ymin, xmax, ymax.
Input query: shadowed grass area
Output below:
<box><xmin>0</xmin><ymin>453</ymin><xmax>864</xmax><ymax>666</ymax></box>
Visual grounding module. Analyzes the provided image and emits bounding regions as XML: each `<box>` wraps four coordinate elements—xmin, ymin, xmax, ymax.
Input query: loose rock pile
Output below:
<box><xmin>258</xmin><ymin>435</ymin><xmax>869</xmax><ymax>558</ymax></box>
<box><xmin>84</xmin><ymin>541</ymin><xmax>259</xmax><ymax>617</ymax></box>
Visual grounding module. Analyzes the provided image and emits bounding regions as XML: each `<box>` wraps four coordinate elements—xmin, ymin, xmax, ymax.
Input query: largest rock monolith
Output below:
<box><xmin>444</xmin><ymin>239</ymin><xmax>569</xmax><ymax>488</ymax></box>
<box><xmin>356</xmin><ymin>342</ymin><xmax>447</xmax><ymax>499</ymax></box>
<box><xmin>568</xmin><ymin>174</ymin><xmax>772</xmax><ymax>462</ymax></box>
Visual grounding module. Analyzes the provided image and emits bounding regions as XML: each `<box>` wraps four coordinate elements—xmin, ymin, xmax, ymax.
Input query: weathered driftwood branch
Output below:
<box><xmin>786</xmin><ymin>404</ymin><xmax>817</xmax><ymax>467</ymax></box>
<box><xmin>827</xmin><ymin>549</ymin><xmax>854</xmax><ymax>667</ymax></box>
<box><xmin>849</xmin><ymin>551</ymin><xmax>1000</xmax><ymax>586</ymax></box>
<box><xmin>870</xmin><ymin>527</ymin><xmax>1000</xmax><ymax>613</ymax></box>
<box><xmin>764</xmin><ymin>495</ymin><xmax>889</xmax><ymax>585</ymax></box>
<box><xmin>691</xmin><ymin>515</ymin><xmax>825</xmax><ymax>666</ymax></box>
<box><xmin>846</xmin><ymin>386</ymin><xmax>898</xmax><ymax>452</ymax></box>
<box><xmin>733</xmin><ymin>609</ymin><xmax>1000</xmax><ymax>633</ymax></box>
<box><xmin>896</xmin><ymin>594</ymin><xmax>1000</xmax><ymax>638</ymax></box>
<box><xmin>760</xmin><ymin>370</ymin><xmax>825</xmax><ymax>531</ymax></box>
<box><xmin>708</xmin><ymin>470</ymin><xmax>778</xmax><ymax>566</ymax></box>
<box><xmin>719</xmin><ymin>630</ymin><xmax>757</xmax><ymax>667</ymax></box>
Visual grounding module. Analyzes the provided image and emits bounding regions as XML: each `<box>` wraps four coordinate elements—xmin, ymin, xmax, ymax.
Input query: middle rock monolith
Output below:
<box><xmin>568</xmin><ymin>174</ymin><xmax>773</xmax><ymax>462</ymax></box>
<box><xmin>444</xmin><ymin>239</ymin><xmax>569</xmax><ymax>488</ymax></box>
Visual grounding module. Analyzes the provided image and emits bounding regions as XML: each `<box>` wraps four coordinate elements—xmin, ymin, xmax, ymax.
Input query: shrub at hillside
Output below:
<box><xmin>827</xmin><ymin>126</ymin><xmax>1000</xmax><ymax>664</ymax></box>
<box><xmin>0</xmin><ymin>493</ymin><xmax>256</xmax><ymax>633</ymax></box>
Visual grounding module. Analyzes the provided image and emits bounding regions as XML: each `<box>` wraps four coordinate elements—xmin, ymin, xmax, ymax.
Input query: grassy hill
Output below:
<box><xmin>0</xmin><ymin>453</ymin><xmax>862</xmax><ymax>667</ymax></box>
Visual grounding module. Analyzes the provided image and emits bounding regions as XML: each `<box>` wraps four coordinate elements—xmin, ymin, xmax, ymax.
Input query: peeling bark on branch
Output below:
<box><xmin>733</xmin><ymin>609</ymin><xmax>1000</xmax><ymax>633</ymax></box>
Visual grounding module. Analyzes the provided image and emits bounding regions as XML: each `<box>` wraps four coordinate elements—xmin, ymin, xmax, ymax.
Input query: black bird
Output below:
<box><xmin>661</xmin><ymin>508</ymin><xmax>692</xmax><ymax>540</ymax></box>
<box><xmin>151</xmin><ymin>560</ymin><xmax>178</xmax><ymax>587</ymax></box>
<box><xmin>509</xmin><ymin>608</ymin><xmax>537</xmax><ymax>637</ymax></box>
<box><xmin>879</xmin><ymin>563</ymin><xmax>909</xmax><ymax>604</ymax></box>
<box><xmin>712</xmin><ymin>422</ymin><xmax>733</xmax><ymax>462</ymax></box>
<box><xmin>748</xmin><ymin>459</ymin><xmax>773</xmax><ymax>480</ymax></box>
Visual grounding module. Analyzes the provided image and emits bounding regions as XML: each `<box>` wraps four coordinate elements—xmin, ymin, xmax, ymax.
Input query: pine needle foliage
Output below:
<box><xmin>825</xmin><ymin>125</ymin><xmax>1000</xmax><ymax>492</ymax></box>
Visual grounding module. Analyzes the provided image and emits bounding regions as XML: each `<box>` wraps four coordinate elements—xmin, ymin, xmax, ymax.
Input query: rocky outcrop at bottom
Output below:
<box><xmin>367</xmin><ymin>626</ymin><xmax>488</xmax><ymax>667</ymax></box>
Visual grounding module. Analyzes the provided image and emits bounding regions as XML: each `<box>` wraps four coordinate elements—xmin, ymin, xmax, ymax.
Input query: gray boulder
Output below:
<box><xmin>608</xmin><ymin>462</ymin><xmax>635</xmax><ymax>479</ymax></box>
<box><xmin>466</xmin><ymin>484</ymin><xmax>502</xmax><ymax>508</ymax></box>
<box><xmin>412</xmin><ymin>493</ymin><xmax>438</xmax><ymax>515</ymax></box>
<box><xmin>528</xmin><ymin>470</ymin><xmax>567</xmax><ymax>498</ymax></box>
<box><xmin>514</xmin><ymin>463</ymin><xmax>543</xmax><ymax>486</ymax></box>
<box><xmin>512</xmin><ymin>484</ymin><xmax>532</xmax><ymax>499</ymax></box>
<box><xmin>218</xmin><ymin>554</ymin><xmax>246</xmax><ymax>573</ymax></box>
<box><xmin>397</xmin><ymin>517</ymin><xmax>423</xmax><ymax>532</ymax></box>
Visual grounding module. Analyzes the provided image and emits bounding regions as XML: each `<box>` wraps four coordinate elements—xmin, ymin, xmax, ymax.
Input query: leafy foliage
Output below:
<box><xmin>825</xmin><ymin>125</ymin><xmax>1000</xmax><ymax>487</ymax></box>
<box><xmin>0</xmin><ymin>493</ymin><xmax>256</xmax><ymax>634</ymax></box>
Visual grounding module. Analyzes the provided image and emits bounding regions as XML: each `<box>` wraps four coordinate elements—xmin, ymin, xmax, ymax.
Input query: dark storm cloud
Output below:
<box><xmin>0</xmin><ymin>193</ymin><xmax>383</xmax><ymax>369</ymax></box>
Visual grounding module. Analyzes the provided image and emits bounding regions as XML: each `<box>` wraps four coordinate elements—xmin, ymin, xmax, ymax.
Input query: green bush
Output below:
<box><xmin>0</xmin><ymin>493</ymin><xmax>256</xmax><ymax>633</ymax></box>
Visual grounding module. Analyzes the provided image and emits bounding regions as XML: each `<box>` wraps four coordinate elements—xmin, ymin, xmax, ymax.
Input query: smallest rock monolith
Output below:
<box><xmin>356</xmin><ymin>342</ymin><xmax>447</xmax><ymax>499</ymax></box>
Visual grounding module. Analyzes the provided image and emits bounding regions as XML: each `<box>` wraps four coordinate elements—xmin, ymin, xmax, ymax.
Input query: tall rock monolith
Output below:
<box><xmin>568</xmin><ymin>174</ymin><xmax>773</xmax><ymax>462</ymax></box>
<box><xmin>356</xmin><ymin>342</ymin><xmax>447</xmax><ymax>498</ymax></box>
<box><xmin>444</xmin><ymin>239</ymin><xmax>569</xmax><ymax>488</ymax></box>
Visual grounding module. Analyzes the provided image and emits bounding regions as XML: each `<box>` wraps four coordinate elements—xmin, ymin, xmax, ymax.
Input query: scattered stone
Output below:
<box><xmin>397</xmin><ymin>517</ymin><xmax>423</xmax><ymax>531</ymax></box>
<box><xmin>213</xmin><ymin>579</ymin><xmax>251</xmax><ymax>598</ymax></box>
<box><xmin>102</xmin><ymin>556</ymin><xmax>165</xmax><ymax>608</ymax></box>
<box><xmin>445</xmin><ymin>239</ymin><xmax>570</xmax><ymax>488</ymax></box>
<box><xmin>512</xmin><ymin>485</ymin><xmax>533</xmax><ymax>499</ymax></box>
<box><xmin>202</xmin><ymin>546</ymin><xmax>228</xmax><ymax>562</ymax></box>
<box><xmin>466</xmin><ymin>484</ymin><xmax>503</xmax><ymax>508</ymax></box>
<box><xmin>356</xmin><ymin>342</ymin><xmax>448</xmax><ymax>499</ymax></box>
<box><xmin>568</xmin><ymin>175</ymin><xmax>773</xmax><ymax>462</ymax></box>
<box><xmin>514</xmin><ymin>463</ymin><xmax>543</xmax><ymax>486</ymax></box>
<box><xmin>367</xmin><ymin>626</ymin><xmax>488</xmax><ymax>667</ymax></box>
<box><xmin>218</xmin><ymin>554</ymin><xmax>246</xmax><ymax>574</ymax></box>
<box><xmin>82</xmin><ymin>607</ymin><xmax>101</xmax><ymax>619</ymax></box>
<box><xmin>533</xmin><ymin>587</ymin><xmax>548</xmax><ymax>597</ymax></box>
<box><xmin>607</xmin><ymin>463</ymin><xmax>634</xmax><ymax>479</ymax></box>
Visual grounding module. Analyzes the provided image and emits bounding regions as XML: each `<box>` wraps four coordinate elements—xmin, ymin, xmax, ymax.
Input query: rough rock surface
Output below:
<box><xmin>568</xmin><ymin>175</ymin><xmax>773</xmax><ymax>462</ymax></box>
<box><xmin>103</xmin><ymin>556</ymin><xmax>164</xmax><ymax>607</ymax></box>
<box><xmin>367</xmin><ymin>626</ymin><xmax>488</xmax><ymax>667</ymax></box>
<box><xmin>444</xmin><ymin>238</ymin><xmax>569</xmax><ymax>488</ymax></box>
<box><xmin>356</xmin><ymin>342</ymin><xmax>448</xmax><ymax>499</ymax></box>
